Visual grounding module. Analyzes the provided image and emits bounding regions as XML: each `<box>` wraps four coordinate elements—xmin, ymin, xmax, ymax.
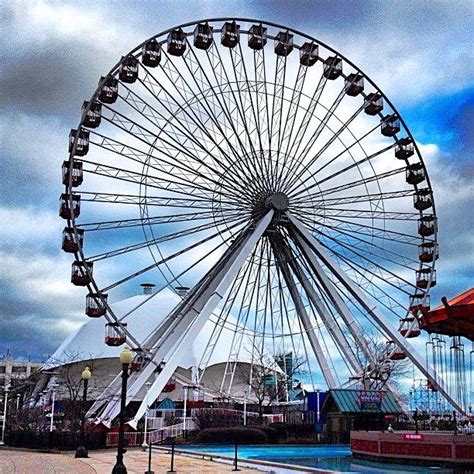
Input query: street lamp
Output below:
<box><xmin>49</xmin><ymin>386</ymin><xmax>57</xmax><ymax>433</ymax></box>
<box><xmin>142</xmin><ymin>381</ymin><xmax>152</xmax><ymax>450</ymax></box>
<box><xmin>0</xmin><ymin>385</ymin><xmax>10</xmax><ymax>446</ymax></box>
<box><xmin>112</xmin><ymin>346</ymin><xmax>133</xmax><ymax>474</ymax></box>
<box><xmin>75</xmin><ymin>366</ymin><xmax>92</xmax><ymax>458</ymax></box>
<box><xmin>315</xmin><ymin>388</ymin><xmax>321</xmax><ymax>443</ymax></box>
<box><xmin>183</xmin><ymin>385</ymin><xmax>189</xmax><ymax>434</ymax></box>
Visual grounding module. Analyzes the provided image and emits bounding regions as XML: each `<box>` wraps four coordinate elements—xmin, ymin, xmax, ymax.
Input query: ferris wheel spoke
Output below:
<box><xmin>284</xmin><ymin>85</ymin><xmax>348</xmax><ymax>193</ymax></box>
<box><xmin>80</xmin><ymin>157</ymin><xmax>236</xmax><ymax>204</ymax></box>
<box><xmin>87</xmin><ymin>212</ymin><xmax>248</xmax><ymax>262</ymax></box>
<box><xmin>289</xmin><ymin>139</ymin><xmax>394</xmax><ymax>200</ymax></box>
<box><xmin>77</xmin><ymin>209</ymin><xmax>233</xmax><ymax>232</ymax></box>
<box><xmin>88</xmin><ymin>130</ymin><xmax>251</xmax><ymax>204</ymax></box>
<box><xmin>100</xmin><ymin>217</ymin><xmax>248</xmax><ymax>293</ymax></box>
<box><xmin>196</xmin><ymin>43</ymin><xmax>263</xmax><ymax>192</ymax></box>
<box><xmin>229</xmin><ymin>42</ymin><xmax>268</xmax><ymax>159</ymax></box>
<box><xmin>313</xmin><ymin>227</ymin><xmax>417</xmax><ymax>293</ymax></box>
<box><xmin>275</xmin><ymin>64</ymin><xmax>310</xmax><ymax>189</ymax></box>
<box><xmin>144</xmin><ymin>57</ymin><xmax>264</xmax><ymax>195</ymax></box>
<box><xmin>99</xmin><ymin>107</ymin><xmax>254</xmax><ymax>203</ymax></box>
<box><xmin>180</xmin><ymin>41</ymin><xmax>267</xmax><ymax>191</ymax></box>
<box><xmin>286</xmin><ymin>101</ymin><xmax>367</xmax><ymax>192</ymax></box>
<box><xmin>176</xmin><ymin>44</ymin><xmax>270</xmax><ymax>196</ymax></box>
<box><xmin>253</xmin><ymin>47</ymin><xmax>274</xmax><ymax>185</ymax></box>
<box><xmin>204</xmin><ymin>44</ymin><xmax>268</xmax><ymax>194</ymax></box>
<box><xmin>115</xmin><ymin>85</ymin><xmax>257</xmax><ymax>201</ymax></box>
<box><xmin>279</xmin><ymin>64</ymin><xmax>308</xmax><ymax>159</ymax></box>
<box><xmin>229</xmin><ymin>44</ymin><xmax>273</xmax><ymax>190</ymax></box>
<box><xmin>297</xmin><ymin>166</ymin><xmax>406</xmax><ymax>205</ymax></box>
<box><xmin>285</xmin><ymin>66</ymin><xmax>328</xmax><ymax>166</ymax></box>
<box><xmin>287</xmin><ymin>122</ymin><xmax>384</xmax><ymax>199</ymax></box>
<box><xmin>79</xmin><ymin>191</ymin><xmax>245</xmax><ymax>211</ymax></box>
<box><xmin>313</xmin><ymin>219</ymin><xmax>420</xmax><ymax>266</ymax></box>
<box><xmin>122</xmin><ymin>230</ymin><xmax>250</xmax><ymax>325</ymax></box>
<box><xmin>138</xmin><ymin>70</ymin><xmax>258</xmax><ymax>193</ymax></box>
<box><xmin>300</xmin><ymin>189</ymin><xmax>414</xmax><ymax>208</ymax></box>
<box><xmin>316</xmin><ymin>224</ymin><xmax>419</xmax><ymax>280</ymax></box>
<box><xmin>326</xmin><ymin>252</ymin><xmax>409</xmax><ymax>318</ymax></box>
<box><xmin>306</xmin><ymin>214</ymin><xmax>421</xmax><ymax>246</ymax></box>
<box><xmin>267</xmin><ymin>54</ymin><xmax>288</xmax><ymax>189</ymax></box>
<box><xmin>301</xmin><ymin>207</ymin><xmax>420</xmax><ymax>221</ymax></box>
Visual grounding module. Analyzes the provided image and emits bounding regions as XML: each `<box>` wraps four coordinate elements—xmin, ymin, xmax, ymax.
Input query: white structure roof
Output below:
<box><xmin>46</xmin><ymin>288</ymin><xmax>275</xmax><ymax>371</ymax></box>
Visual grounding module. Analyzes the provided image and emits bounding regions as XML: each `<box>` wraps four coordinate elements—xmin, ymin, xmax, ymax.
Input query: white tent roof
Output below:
<box><xmin>46</xmin><ymin>288</ymin><xmax>275</xmax><ymax>371</ymax></box>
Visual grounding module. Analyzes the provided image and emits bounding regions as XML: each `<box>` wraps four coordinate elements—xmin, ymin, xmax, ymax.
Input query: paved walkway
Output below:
<box><xmin>0</xmin><ymin>448</ymin><xmax>261</xmax><ymax>473</ymax></box>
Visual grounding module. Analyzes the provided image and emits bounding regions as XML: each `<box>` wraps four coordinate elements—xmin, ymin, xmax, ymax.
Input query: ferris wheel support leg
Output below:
<box><xmin>288</xmin><ymin>225</ymin><xmax>374</xmax><ymax>366</ymax></box>
<box><xmin>287</xmin><ymin>213</ymin><xmax>465</xmax><ymax>414</ymax></box>
<box><xmin>91</xmin><ymin>215</ymin><xmax>274</xmax><ymax>426</ymax></box>
<box><xmin>115</xmin><ymin>211</ymin><xmax>274</xmax><ymax>429</ymax></box>
<box><xmin>270</xmin><ymin>237</ymin><xmax>337</xmax><ymax>388</ymax></box>
<box><xmin>277</xmin><ymin>236</ymin><xmax>361</xmax><ymax>374</ymax></box>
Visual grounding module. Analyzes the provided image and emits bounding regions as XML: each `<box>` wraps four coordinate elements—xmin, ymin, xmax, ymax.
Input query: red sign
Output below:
<box><xmin>403</xmin><ymin>434</ymin><xmax>424</xmax><ymax>441</ymax></box>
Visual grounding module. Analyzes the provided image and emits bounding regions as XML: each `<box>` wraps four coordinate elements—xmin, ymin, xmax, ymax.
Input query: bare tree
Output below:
<box><xmin>351</xmin><ymin>332</ymin><xmax>411</xmax><ymax>391</ymax></box>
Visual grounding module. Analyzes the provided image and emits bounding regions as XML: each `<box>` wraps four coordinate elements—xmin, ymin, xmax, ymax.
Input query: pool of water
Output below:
<box><xmin>178</xmin><ymin>444</ymin><xmax>454</xmax><ymax>473</ymax></box>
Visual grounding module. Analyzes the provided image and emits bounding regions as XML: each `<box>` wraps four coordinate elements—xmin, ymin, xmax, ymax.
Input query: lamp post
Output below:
<box><xmin>142</xmin><ymin>381</ymin><xmax>152</xmax><ymax>450</ymax></box>
<box><xmin>182</xmin><ymin>385</ymin><xmax>189</xmax><ymax>435</ymax></box>
<box><xmin>112</xmin><ymin>346</ymin><xmax>133</xmax><ymax>474</ymax></box>
<box><xmin>316</xmin><ymin>387</ymin><xmax>321</xmax><ymax>442</ymax></box>
<box><xmin>49</xmin><ymin>387</ymin><xmax>57</xmax><ymax>433</ymax></box>
<box><xmin>0</xmin><ymin>385</ymin><xmax>10</xmax><ymax>446</ymax></box>
<box><xmin>75</xmin><ymin>366</ymin><xmax>92</xmax><ymax>458</ymax></box>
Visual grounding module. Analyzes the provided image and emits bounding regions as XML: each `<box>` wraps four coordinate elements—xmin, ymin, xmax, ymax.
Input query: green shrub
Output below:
<box><xmin>198</xmin><ymin>427</ymin><xmax>267</xmax><ymax>444</ymax></box>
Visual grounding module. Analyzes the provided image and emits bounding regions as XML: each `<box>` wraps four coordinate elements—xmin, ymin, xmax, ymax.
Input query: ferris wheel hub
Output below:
<box><xmin>265</xmin><ymin>192</ymin><xmax>289</xmax><ymax>211</ymax></box>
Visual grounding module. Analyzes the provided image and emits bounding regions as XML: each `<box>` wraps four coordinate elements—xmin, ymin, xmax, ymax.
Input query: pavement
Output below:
<box><xmin>0</xmin><ymin>448</ymin><xmax>262</xmax><ymax>473</ymax></box>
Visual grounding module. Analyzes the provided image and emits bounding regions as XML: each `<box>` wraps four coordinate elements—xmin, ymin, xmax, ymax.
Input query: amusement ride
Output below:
<box><xmin>60</xmin><ymin>18</ymin><xmax>472</xmax><ymax>427</ymax></box>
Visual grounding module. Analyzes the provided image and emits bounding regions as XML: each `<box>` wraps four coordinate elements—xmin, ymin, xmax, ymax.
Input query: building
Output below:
<box><xmin>33</xmin><ymin>286</ymin><xmax>283</xmax><ymax>418</ymax></box>
<box><xmin>322</xmin><ymin>389</ymin><xmax>402</xmax><ymax>443</ymax></box>
<box><xmin>0</xmin><ymin>351</ymin><xmax>43</xmax><ymax>392</ymax></box>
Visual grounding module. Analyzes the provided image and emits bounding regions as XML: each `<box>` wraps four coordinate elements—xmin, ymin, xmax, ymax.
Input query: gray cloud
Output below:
<box><xmin>1</xmin><ymin>0</ymin><xmax>473</xmax><ymax>361</ymax></box>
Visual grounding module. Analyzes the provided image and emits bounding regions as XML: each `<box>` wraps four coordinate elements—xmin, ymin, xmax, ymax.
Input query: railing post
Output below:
<box><xmin>167</xmin><ymin>442</ymin><xmax>176</xmax><ymax>473</ymax></box>
<box><xmin>144</xmin><ymin>441</ymin><xmax>154</xmax><ymax>474</ymax></box>
<box><xmin>232</xmin><ymin>442</ymin><xmax>240</xmax><ymax>471</ymax></box>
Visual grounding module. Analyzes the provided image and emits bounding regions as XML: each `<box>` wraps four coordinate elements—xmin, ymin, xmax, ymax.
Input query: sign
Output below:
<box><xmin>358</xmin><ymin>391</ymin><xmax>384</xmax><ymax>410</ymax></box>
<box><xmin>404</xmin><ymin>433</ymin><xmax>424</xmax><ymax>441</ymax></box>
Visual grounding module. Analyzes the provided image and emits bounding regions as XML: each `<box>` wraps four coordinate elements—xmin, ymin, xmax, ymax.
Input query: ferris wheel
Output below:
<box><xmin>61</xmin><ymin>18</ymin><xmax>462</xmax><ymax>425</ymax></box>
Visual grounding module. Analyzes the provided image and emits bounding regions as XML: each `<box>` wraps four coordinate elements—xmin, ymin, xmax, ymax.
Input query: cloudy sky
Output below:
<box><xmin>1</xmin><ymin>0</ymin><xmax>473</xmax><ymax>362</ymax></box>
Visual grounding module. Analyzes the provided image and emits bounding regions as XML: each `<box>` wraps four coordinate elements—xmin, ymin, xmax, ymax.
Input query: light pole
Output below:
<box><xmin>49</xmin><ymin>387</ymin><xmax>57</xmax><ymax>433</ymax></box>
<box><xmin>112</xmin><ymin>346</ymin><xmax>133</xmax><ymax>474</ymax></box>
<box><xmin>75</xmin><ymin>366</ymin><xmax>92</xmax><ymax>458</ymax></box>
<box><xmin>182</xmin><ymin>385</ymin><xmax>189</xmax><ymax>435</ymax></box>
<box><xmin>142</xmin><ymin>381</ymin><xmax>152</xmax><ymax>450</ymax></box>
<box><xmin>0</xmin><ymin>385</ymin><xmax>10</xmax><ymax>446</ymax></box>
<box><xmin>316</xmin><ymin>388</ymin><xmax>321</xmax><ymax>442</ymax></box>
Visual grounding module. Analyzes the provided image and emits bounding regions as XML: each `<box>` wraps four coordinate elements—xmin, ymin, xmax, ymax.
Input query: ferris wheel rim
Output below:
<box><xmin>64</xmin><ymin>17</ymin><xmax>438</xmax><ymax>384</ymax></box>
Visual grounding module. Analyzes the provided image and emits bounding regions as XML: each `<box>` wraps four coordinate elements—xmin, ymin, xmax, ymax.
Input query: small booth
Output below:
<box><xmin>321</xmin><ymin>389</ymin><xmax>401</xmax><ymax>444</ymax></box>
